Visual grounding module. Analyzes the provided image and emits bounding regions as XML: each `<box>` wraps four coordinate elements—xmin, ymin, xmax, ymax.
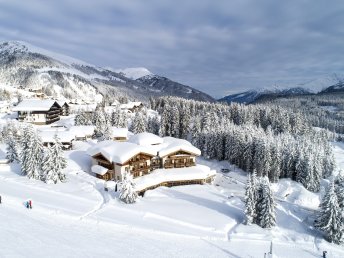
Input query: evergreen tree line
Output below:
<box><xmin>1</xmin><ymin>121</ymin><xmax>67</xmax><ymax>184</ymax></box>
<box><xmin>193</xmin><ymin>122</ymin><xmax>335</xmax><ymax>192</ymax></box>
<box><xmin>152</xmin><ymin>97</ymin><xmax>335</xmax><ymax>192</ymax></box>
<box><xmin>152</xmin><ymin>96</ymin><xmax>310</xmax><ymax>137</ymax></box>
<box><xmin>74</xmin><ymin>106</ymin><xmax>161</xmax><ymax>138</ymax></box>
<box><xmin>259</xmin><ymin>94</ymin><xmax>344</xmax><ymax>135</ymax></box>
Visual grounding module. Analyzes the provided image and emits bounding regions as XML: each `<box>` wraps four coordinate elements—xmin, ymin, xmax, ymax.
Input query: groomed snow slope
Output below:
<box><xmin>1</xmin><ymin>141</ymin><xmax>344</xmax><ymax>257</ymax></box>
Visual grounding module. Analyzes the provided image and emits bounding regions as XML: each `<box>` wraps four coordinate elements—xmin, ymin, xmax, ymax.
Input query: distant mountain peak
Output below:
<box><xmin>114</xmin><ymin>67</ymin><xmax>153</xmax><ymax>80</ymax></box>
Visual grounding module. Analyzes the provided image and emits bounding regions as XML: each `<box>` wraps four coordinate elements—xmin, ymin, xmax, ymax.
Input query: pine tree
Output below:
<box><xmin>6</xmin><ymin>133</ymin><xmax>20</xmax><ymax>163</ymax></box>
<box><xmin>20</xmin><ymin>125</ymin><xmax>44</xmax><ymax>180</ymax></box>
<box><xmin>41</xmin><ymin>134</ymin><xmax>67</xmax><ymax>184</ymax></box>
<box><xmin>179</xmin><ymin>107</ymin><xmax>191</xmax><ymax>139</ymax></box>
<box><xmin>99</xmin><ymin>121</ymin><xmax>113</xmax><ymax>141</ymax></box>
<box><xmin>245</xmin><ymin>172</ymin><xmax>258</xmax><ymax>224</ymax></box>
<box><xmin>315</xmin><ymin>181</ymin><xmax>344</xmax><ymax>244</ymax></box>
<box><xmin>147</xmin><ymin>116</ymin><xmax>160</xmax><ymax>135</ymax></box>
<box><xmin>335</xmin><ymin>171</ymin><xmax>344</xmax><ymax>209</ymax></box>
<box><xmin>119</xmin><ymin>172</ymin><xmax>138</xmax><ymax>204</ymax></box>
<box><xmin>256</xmin><ymin>176</ymin><xmax>276</xmax><ymax>228</ymax></box>
<box><xmin>130</xmin><ymin>112</ymin><xmax>147</xmax><ymax>134</ymax></box>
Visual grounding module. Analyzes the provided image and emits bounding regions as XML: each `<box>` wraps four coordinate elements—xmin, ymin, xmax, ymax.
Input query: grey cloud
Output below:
<box><xmin>0</xmin><ymin>0</ymin><xmax>343</xmax><ymax>97</ymax></box>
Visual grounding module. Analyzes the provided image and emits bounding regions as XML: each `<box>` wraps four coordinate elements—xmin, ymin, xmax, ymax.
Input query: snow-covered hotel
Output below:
<box><xmin>87</xmin><ymin>133</ymin><xmax>215</xmax><ymax>194</ymax></box>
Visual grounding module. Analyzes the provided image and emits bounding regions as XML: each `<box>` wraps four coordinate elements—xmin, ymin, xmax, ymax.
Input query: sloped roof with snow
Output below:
<box><xmin>56</xmin><ymin>100</ymin><xmax>69</xmax><ymax>107</ymax></box>
<box><xmin>128</xmin><ymin>134</ymin><xmax>201</xmax><ymax>157</ymax></box>
<box><xmin>38</xmin><ymin>131</ymin><xmax>75</xmax><ymax>143</ymax></box>
<box><xmin>91</xmin><ymin>165</ymin><xmax>109</xmax><ymax>176</ymax></box>
<box><xmin>68</xmin><ymin>126</ymin><xmax>95</xmax><ymax>138</ymax></box>
<box><xmin>158</xmin><ymin>137</ymin><xmax>201</xmax><ymax>157</ymax></box>
<box><xmin>12</xmin><ymin>99</ymin><xmax>60</xmax><ymax>111</ymax></box>
<box><xmin>87</xmin><ymin>141</ymin><xmax>156</xmax><ymax>164</ymax></box>
<box><xmin>120</xmin><ymin>102</ymin><xmax>142</xmax><ymax>110</ymax></box>
<box><xmin>112</xmin><ymin>127</ymin><xmax>128</xmax><ymax>138</ymax></box>
<box><xmin>128</xmin><ymin>132</ymin><xmax>163</xmax><ymax>146</ymax></box>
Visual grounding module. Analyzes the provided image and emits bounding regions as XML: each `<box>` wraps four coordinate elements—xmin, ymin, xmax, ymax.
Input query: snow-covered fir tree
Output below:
<box><xmin>244</xmin><ymin>171</ymin><xmax>258</xmax><ymax>224</ymax></box>
<box><xmin>74</xmin><ymin>111</ymin><xmax>92</xmax><ymax>126</ymax></box>
<box><xmin>147</xmin><ymin>116</ymin><xmax>160</xmax><ymax>135</ymax></box>
<box><xmin>130</xmin><ymin>112</ymin><xmax>147</xmax><ymax>134</ymax></box>
<box><xmin>119</xmin><ymin>172</ymin><xmax>138</xmax><ymax>204</ymax></box>
<box><xmin>256</xmin><ymin>176</ymin><xmax>276</xmax><ymax>228</ymax></box>
<box><xmin>6</xmin><ymin>133</ymin><xmax>20</xmax><ymax>163</ymax></box>
<box><xmin>20</xmin><ymin>125</ymin><xmax>44</xmax><ymax>180</ymax></box>
<box><xmin>335</xmin><ymin>171</ymin><xmax>344</xmax><ymax>209</ymax></box>
<box><xmin>315</xmin><ymin>181</ymin><xmax>344</xmax><ymax>244</ymax></box>
<box><xmin>99</xmin><ymin>120</ymin><xmax>113</xmax><ymax>141</ymax></box>
<box><xmin>179</xmin><ymin>107</ymin><xmax>191</xmax><ymax>139</ymax></box>
<box><xmin>92</xmin><ymin>109</ymin><xmax>112</xmax><ymax>140</ymax></box>
<box><xmin>41</xmin><ymin>134</ymin><xmax>67</xmax><ymax>184</ymax></box>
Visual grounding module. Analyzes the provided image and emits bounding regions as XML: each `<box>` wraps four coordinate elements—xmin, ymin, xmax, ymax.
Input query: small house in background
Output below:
<box><xmin>13</xmin><ymin>99</ymin><xmax>61</xmax><ymax>125</ymax></box>
<box><xmin>120</xmin><ymin>102</ymin><xmax>143</xmax><ymax>113</ymax></box>
<box><xmin>0</xmin><ymin>101</ymin><xmax>10</xmax><ymax>113</ymax></box>
<box><xmin>57</xmin><ymin>100</ymin><xmax>70</xmax><ymax>116</ymax></box>
<box><xmin>69</xmin><ymin>103</ymin><xmax>97</xmax><ymax>114</ymax></box>
<box><xmin>38</xmin><ymin>130</ymin><xmax>75</xmax><ymax>150</ymax></box>
<box><xmin>112</xmin><ymin>127</ymin><xmax>129</xmax><ymax>141</ymax></box>
<box><xmin>68</xmin><ymin>126</ymin><xmax>95</xmax><ymax>141</ymax></box>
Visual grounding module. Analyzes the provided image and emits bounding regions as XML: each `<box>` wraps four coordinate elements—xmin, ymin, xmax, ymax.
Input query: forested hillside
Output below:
<box><xmin>256</xmin><ymin>93</ymin><xmax>344</xmax><ymax>135</ymax></box>
<box><xmin>151</xmin><ymin>96</ymin><xmax>336</xmax><ymax>192</ymax></box>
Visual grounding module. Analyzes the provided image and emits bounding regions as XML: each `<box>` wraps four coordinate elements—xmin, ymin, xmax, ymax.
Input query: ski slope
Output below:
<box><xmin>1</xmin><ymin>141</ymin><xmax>344</xmax><ymax>257</ymax></box>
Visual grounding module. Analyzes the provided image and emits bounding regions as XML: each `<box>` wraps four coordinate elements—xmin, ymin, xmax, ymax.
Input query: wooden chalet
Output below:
<box><xmin>13</xmin><ymin>99</ymin><xmax>61</xmax><ymax>125</ymax></box>
<box><xmin>160</xmin><ymin>150</ymin><xmax>197</xmax><ymax>169</ymax></box>
<box><xmin>88</xmin><ymin>141</ymin><xmax>156</xmax><ymax>181</ymax></box>
<box><xmin>87</xmin><ymin>134</ymin><xmax>210</xmax><ymax>194</ymax></box>
<box><xmin>57</xmin><ymin>100</ymin><xmax>70</xmax><ymax>116</ymax></box>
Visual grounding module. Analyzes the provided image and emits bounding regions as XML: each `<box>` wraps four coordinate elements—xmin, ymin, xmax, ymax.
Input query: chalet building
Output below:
<box><xmin>13</xmin><ymin>99</ymin><xmax>61</xmax><ymax>125</ymax></box>
<box><xmin>57</xmin><ymin>100</ymin><xmax>70</xmax><ymax>116</ymax></box>
<box><xmin>38</xmin><ymin>130</ymin><xmax>75</xmax><ymax>150</ymax></box>
<box><xmin>87</xmin><ymin>133</ymin><xmax>209</xmax><ymax>190</ymax></box>
<box><xmin>88</xmin><ymin>141</ymin><xmax>156</xmax><ymax>181</ymax></box>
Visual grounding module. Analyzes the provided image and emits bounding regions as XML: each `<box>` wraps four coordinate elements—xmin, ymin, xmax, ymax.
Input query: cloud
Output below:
<box><xmin>0</xmin><ymin>0</ymin><xmax>343</xmax><ymax>98</ymax></box>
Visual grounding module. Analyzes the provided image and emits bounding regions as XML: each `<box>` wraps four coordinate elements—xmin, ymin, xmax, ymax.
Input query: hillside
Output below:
<box><xmin>218</xmin><ymin>87</ymin><xmax>312</xmax><ymax>104</ymax></box>
<box><xmin>0</xmin><ymin>41</ymin><xmax>214</xmax><ymax>103</ymax></box>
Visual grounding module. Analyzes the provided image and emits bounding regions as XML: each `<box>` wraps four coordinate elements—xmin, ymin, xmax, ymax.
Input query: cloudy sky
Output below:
<box><xmin>0</xmin><ymin>0</ymin><xmax>343</xmax><ymax>98</ymax></box>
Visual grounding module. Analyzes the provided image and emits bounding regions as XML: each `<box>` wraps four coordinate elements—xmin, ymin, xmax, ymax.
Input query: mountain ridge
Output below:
<box><xmin>0</xmin><ymin>41</ymin><xmax>215</xmax><ymax>103</ymax></box>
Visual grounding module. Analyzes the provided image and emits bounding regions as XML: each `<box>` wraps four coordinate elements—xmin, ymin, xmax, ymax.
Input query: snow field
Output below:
<box><xmin>1</xmin><ymin>138</ymin><xmax>344</xmax><ymax>256</ymax></box>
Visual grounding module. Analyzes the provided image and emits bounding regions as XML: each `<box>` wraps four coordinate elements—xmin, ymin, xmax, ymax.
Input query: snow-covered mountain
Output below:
<box><xmin>219</xmin><ymin>73</ymin><xmax>344</xmax><ymax>104</ymax></box>
<box><xmin>218</xmin><ymin>87</ymin><xmax>312</xmax><ymax>104</ymax></box>
<box><xmin>114</xmin><ymin>67</ymin><xmax>152</xmax><ymax>80</ymax></box>
<box><xmin>0</xmin><ymin>41</ymin><xmax>214</xmax><ymax>102</ymax></box>
<box><xmin>320</xmin><ymin>81</ymin><xmax>344</xmax><ymax>94</ymax></box>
